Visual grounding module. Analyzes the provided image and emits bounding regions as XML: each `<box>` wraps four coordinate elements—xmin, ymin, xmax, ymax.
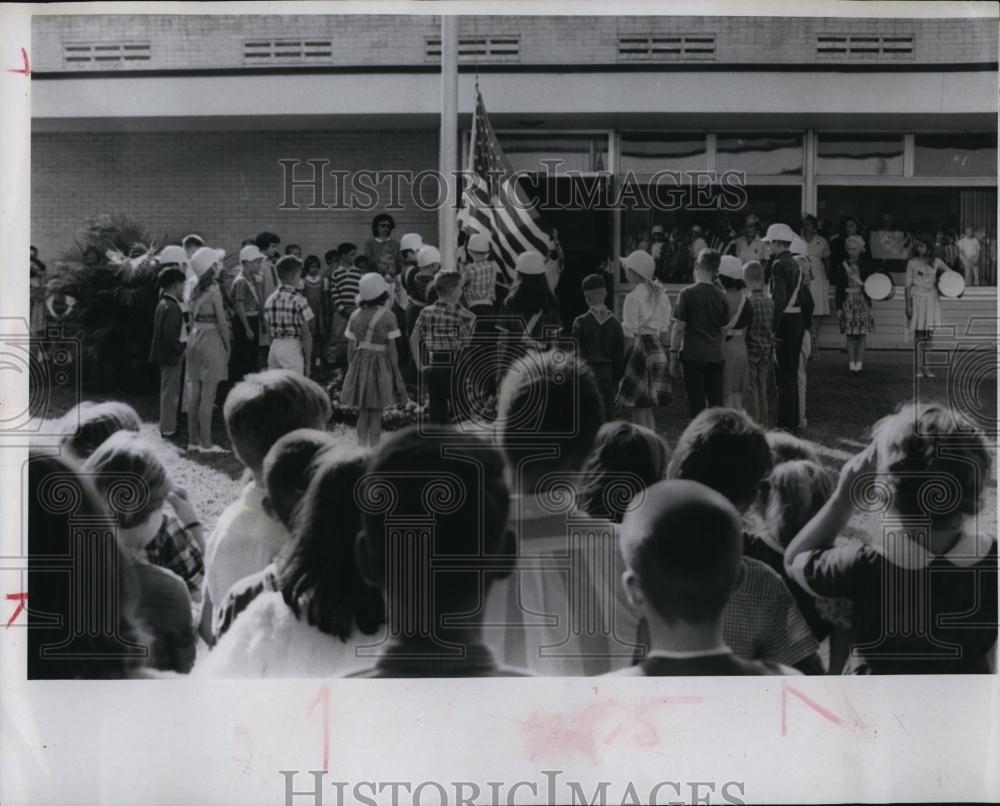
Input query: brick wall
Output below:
<box><xmin>31</xmin><ymin>129</ymin><xmax>439</xmax><ymax>264</ymax></box>
<box><xmin>31</xmin><ymin>14</ymin><xmax>998</xmax><ymax>73</ymax></box>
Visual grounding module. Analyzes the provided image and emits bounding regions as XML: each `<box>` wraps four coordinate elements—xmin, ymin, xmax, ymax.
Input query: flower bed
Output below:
<box><xmin>322</xmin><ymin>368</ymin><xmax>426</xmax><ymax>431</ymax></box>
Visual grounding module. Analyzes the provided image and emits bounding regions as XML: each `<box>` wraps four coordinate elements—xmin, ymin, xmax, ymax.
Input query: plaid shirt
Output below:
<box><xmin>146</xmin><ymin>509</ymin><xmax>205</xmax><ymax>602</ymax></box>
<box><xmin>412</xmin><ymin>301</ymin><xmax>475</xmax><ymax>353</ymax></box>
<box><xmin>745</xmin><ymin>290</ymin><xmax>775</xmax><ymax>364</ymax></box>
<box><xmin>332</xmin><ymin>266</ymin><xmax>363</xmax><ymax>315</ymax></box>
<box><xmin>264</xmin><ymin>285</ymin><xmax>314</xmax><ymax>340</ymax></box>
<box><xmin>230</xmin><ymin>272</ymin><xmax>259</xmax><ymax>317</ymax></box>
<box><xmin>462</xmin><ymin>258</ymin><xmax>498</xmax><ymax>305</ymax></box>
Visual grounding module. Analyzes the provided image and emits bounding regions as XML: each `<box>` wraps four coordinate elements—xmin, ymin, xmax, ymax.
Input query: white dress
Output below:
<box><xmin>804</xmin><ymin>234</ymin><xmax>831</xmax><ymax>316</ymax></box>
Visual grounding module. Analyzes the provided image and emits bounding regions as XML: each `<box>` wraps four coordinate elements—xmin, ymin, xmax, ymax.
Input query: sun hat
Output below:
<box><xmin>467</xmin><ymin>233</ymin><xmax>491</xmax><ymax>253</ymax></box>
<box><xmin>515</xmin><ymin>251</ymin><xmax>547</xmax><ymax>275</ymax></box>
<box><xmin>183</xmin><ymin>233</ymin><xmax>205</xmax><ymax>247</ymax></box>
<box><xmin>789</xmin><ymin>237</ymin><xmax>808</xmax><ymax>256</ymax></box>
<box><xmin>416</xmin><ymin>245</ymin><xmax>441</xmax><ymax>268</ymax></box>
<box><xmin>239</xmin><ymin>244</ymin><xmax>264</xmax><ymax>262</ymax></box>
<box><xmin>718</xmin><ymin>255</ymin><xmax>744</xmax><ymax>280</ymax></box>
<box><xmin>620</xmin><ymin>250</ymin><xmax>656</xmax><ymax>282</ymax></box>
<box><xmin>156</xmin><ymin>245</ymin><xmax>188</xmax><ymax>266</ymax></box>
<box><xmin>189</xmin><ymin>246</ymin><xmax>225</xmax><ymax>279</ymax></box>
<box><xmin>763</xmin><ymin>223</ymin><xmax>796</xmax><ymax>243</ymax></box>
<box><xmin>357</xmin><ymin>272</ymin><xmax>389</xmax><ymax>302</ymax></box>
<box><xmin>581</xmin><ymin>273</ymin><xmax>606</xmax><ymax>292</ymax></box>
<box><xmin>400</xmin><ymin>233</ymin><xmax>423</xmax><ymax>252</ymax></box>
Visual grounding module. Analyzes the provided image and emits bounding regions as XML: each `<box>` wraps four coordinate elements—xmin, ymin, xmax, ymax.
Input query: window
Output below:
<box><xmin>496</xmin><ymin>134</ymin><xmax>608</xmax><ymax>174</ymax></box>
<box><xmin>817</xmin><ymin>136</ymin><xmax>904</xmax><ymax>176</ymax></box>
<box><xmin>620</xmin><ymin>134</ymin><xmax>706</xmax><ymax>174</ymax></box>
<box><xmin>618</xmin><ymin>34</ymin><xmax>716</xmax><ymax>60</ymax></box>
<box><xmin>816</xmin><ymin>34</ymin><xmax>913</xmax><ymax>59</ymax></box>
<box><xmin>914</xmin><ymin>134</ymin><xmax>997</xmax><ymax>177</ymax></box>
<box><xmin>63</xmin><ymin>42</ymin><xmax>151</xmax><ymax>64</ymax></box>
<box><xmin>425</xmin><ymin>36</ymin><xmax>520</xmax><ymax>61</ymax></box>
<box><xmin>715</xmin><ymin>134</ymin><xmax>802</xmax><ymax>175</ymax></box>
<box><xmin>243</xmin><ymin>40</ymin><xmax>333</xmax><ymax>62</ymax></box>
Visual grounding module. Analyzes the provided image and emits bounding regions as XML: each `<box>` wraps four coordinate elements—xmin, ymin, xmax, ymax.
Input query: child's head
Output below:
<box><xmin>62</xmin><ymin>400</ymin><xmax>142</xmax><ymax>460</ymax></box>
<box><xmin>157</xmin><ymin>266</ymin><xmax>186</xmax><ymax>297</ymax></box>
<box><xmin>255</xmin><ymin>231</ymin><xmax>281</xmax><ymax>256</ymax></box>
<box><xmin>275</xmin><ymin>255</ymin><xmax>303</xmax><ymax>285</ymax></box>
<box><xmin>760</xmin><ymin>460</ymin><xmax>834</xmax><ymax>548</ymax></box>
<box><xmin>399</xmin><ymin>233</ymin><xmax>423</xmax><ymax>261</ymax></box>
<box><xmin>579</xmin><ymin>421</ymin><xmax>671</xmax><ymax>523</ymax></box>
<box><xmin>357</xmin><ymin>426</ymin><xmax>512</xmax><ymax>628</ymax></box>
<box><xmin>285</xmin><ymin>244</ymin><xmax>302</xmax><ymax>258</ymax></box>
<box><xmin>742</xmin><ymin>260</ymin><xmax>765</xmax><ymax>290</ymax></box>
<box><xmin>324</xmin><ymin>248</ymin><xmax>339</xmax><ymax>267</ymax></box>
<box><xmin>353</xmin><ymin>255</ymin><xmax>369</xmax><ymax>271</ymax></box>
<box><xmin>845</xmin><ymin>235</ymin><xmax>865</xmax><ymax>261</ymax></box>
<box><xmin>223</xmin><ymin>370</ymin><xmax>332</xmax><ymax>478</ymax></box>
<box><xmin>718</xmin><ymin>256</ymin><xmax>745</xmax><ymax>290</ymax></box>
<box><xmin>83</xmin><ymin>431</ymin><xmax>172</xmax><ymax>546</ymax></box>
<box><xmin>303</xmin><ymin>255</ymin><xmax>321</xmax><ymax>276</ymax></box>
<box><xmin>261</xmin><ymin>428</ymin><xmax>337</xmax><ymax>529</ymax></box>
<box><xmin>695</xmin><ymin>248</ymin><xmax>722</xmax><ymax>277</ymax></box>
<box><xmin>667</xmin><ymin>408</ymin><xmax>773</xmax><ymax>514</ymax></box>
<box><xmin>378</xmin><ymin>253</ymin><xmax>397</xmax><ymax>277</ymax></box>
<box><xmin>182</xmin><ymin>233</ymin><xmax>205</xmax><ymax>257</ymax></box>
<box><xmin>912</xmin><ymin>232</ymin><xmax>933</xmax><ymax>257</ymax></box>
<box><xmin>416</xmin><ymin>245</ymin><xmax>441</xmax><ymax>273</ymax></box>
<box><xmin>496</xmin><ymin>351</ymin><xmax>604</xmax><ymax>491</ymax></box>
<box><xmin>337</xmin><ymin>242</ymin><xmax>357</xmax><ymax>264</ymax></box>
<box><xmin>581</xmin><ymin>273</ymin><xmax>607</xmax><ymax>307</ymax></box>
<box><xmin>467</xmin><ymin>232</ymin><xmax>490</xmax><ymax>259</ymax></box>
<box><xmin>432</xmin><ymin>269</ymin><xmax>464</xmax><ymax>302</ymax></box>
<box><xmin>765</xmin><ymin>430</ymin><xmax>820</xmax><ymax>466</ymax></box>
<box><xmin>280</xmin><ymin>445</ymin><xmax>383</xmax><ymax>641</ymax></box>
<box><xmin>871</xmin><ymin>403</ymin><xmax>992</xmax><ymax>527</ymax></box>
<box><xmin>963</xmin><ymin>226</ymin><xmax>975</xmax><ymax>238</ymax></box>
<box><xmin>357</xmin><ymin>273</ymin><xmax>390</xmax><ymax>308</ymax></box>
<box><xmin>620</xmin><ymin>479</ymin><xmax>743</xmax><ymax>626</ymax></box>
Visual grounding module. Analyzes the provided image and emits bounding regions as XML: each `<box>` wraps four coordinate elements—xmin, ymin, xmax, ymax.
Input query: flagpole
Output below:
<box><xmin>438</xmin><ymin>14</ymin><xmax>459</xmax><ymax>269</ymax></box>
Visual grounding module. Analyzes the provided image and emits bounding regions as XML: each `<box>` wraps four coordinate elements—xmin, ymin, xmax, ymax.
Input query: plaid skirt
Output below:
<box><xmin>616</xmin><ymin>335</ymin><xmax>669</xmax><ymax>408</ymax></box>
<box><xmin>840</xmin><ymin>291</ymin><xmax>874</xmax><ymax>336</ymax></box>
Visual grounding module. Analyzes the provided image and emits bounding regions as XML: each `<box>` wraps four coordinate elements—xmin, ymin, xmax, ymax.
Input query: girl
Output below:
<box><xmin>785</xmin><ymin>403</ymin><xmax>996</xmax><ymax>674</ymax></box>
<box><xmin>364</xmin><ymin>212</ymin><xmax>401</xmax><ymax>271</ymax></box>
<box><xmin>578</xmin><ymin>421</ymin><xmax>671</xmax><ymax>523</ymax></box>
<box><xmin>185</xmin><ymin>247</ymin><xmax>230</xmax><ymax>452</ymax></box>
<box><xmin>300</xmin><ymin>254</ymin><xmax>328</xmax><ymax>373</ymax></box>
<box><xmin>717</xmin><ymin>255</ymin><xmax>752</xmax><ymax>410</ymax></box>
<box><xmin>905</xmin><ymin>232</ymin><xmax>948</xmax><ymax>379</ymax></box>
<box><xmin>800</xmin><ymin>214</ymin><xmax>831</xmax><ymax>359</ymax></box>
<box><xmin>828</xmin><ymin>215</ymin><xmax>866</xmax><ymax>268</ymax></box>
<box><xmin>339</xmin><ymin>272</ymin><xmax>408</xmax><ymax>446</ymax></box>
<box><xmin>616</xmin><ymin>250</ymin><xmax>672</xmax><ymax>430</ymax></box>
<box><xmin>832</xmin><ymin>234</ymin><xmax>875</xmax><ymax>377</ymax></box>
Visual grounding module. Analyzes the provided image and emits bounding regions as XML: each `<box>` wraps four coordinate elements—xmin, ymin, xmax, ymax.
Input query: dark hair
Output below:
<box><xmin>275</xmin><ymin>255</ymin><xmax>303</xmax><ymax>282</ymax></box>
<box><xmin>579</xmin><ymin>422</ymin><xmax>671</xmax><ymax>523</ymax></box>
<box><xmin>761</xmin><ymin>460</ymin><xmax>834</xmax><ymax>549</ymax></box>
<box><xmin>182</xmin><ymin>234</ymin><xmax>205</xmax><ymax>250</ymax></box>
<box><xmin>696</xmin><ymin>248</ymin><xmax>721</xmax><ymax>274</ymax></box>
<box><xmin>620</xmin><ymin>479</ymin><xmax>743</xmax><ymax>624</ymax></box>
<box><xmin>27</xmin><ymin>452</ymin><xmax>147</xmax><ymax>678</ymax></box>
<box><xmin>667</xmin><ymin>408</ymin><xmax>773</xmax><ymax>511</ymax></box>
<box><xmin>371</xmin><ymin>213</ymin><xmax>396</xmax><ymax>236</ymax></box>
<box><xmin>505</xmin><ymin>272</ymin><xmax>558</xmax><ymax>316</ymax></box>
<box><xmin>838</xmin><ymin>216</ymin><xmax>861</xmax><ymax>238</ymax></box>
<box><xmin>432</xmin><ymin>269</ymin><xmax>463</xmax><ymax>297</ymax></box>
<box><xmin>223</xmin><ymin>370</ymin><xmax>332</xmax><ymax>474</ymax></box>
<box><xmin>337</xmin><ymin>242</ymin><xmax>357</xmax><ymax>257</ymax></box>
<box><xmin>281</xmin><ymin>446</ymin><xmax>384</xmax><ymax>641</ymax></box>
<box><xmin>496</xmin><ymin>351</ymin><xmax>604</xmax><ymax>485</ymax></box>
<box><xmin>254</xmin><ymin>231</ymin><xmax>281</xmax><ymax>251</ymax></box>
<box><xmin>354</xmin><ymin>256</ymin><xmax>369</xmax><ymax>269</ymax></box>
<box><xmin>83</xmin><ymin>431</ymin><xmax>173</xmax><ymax>529</ymax></box>
<box><xmin>324</xmin><ymin>248</ymin><xmax>339</xmax><ymax>265</ymax></box>
<box><xmin>61</xmin><ymin>401</ymin><xmax>142</xmax><ymax>459</ymax></box>
<box><xmin>303</xmin><ymin>254</ymin><xmax>321</xmax><ymax>273</ymax></box>
<box><xmin>285</xmin><ymin>244</ymin><xmax>302</xmax><ymax>255</ymax></box>
<box><xmin>801</xmin><ymin>214</ymin><xmax>818</xmax><ymax>228</ymax></box>
<box><xmin>157</xmin><ymin>267</ymin><xmax>186</xmax><ymax>292</ymax></box>
<box><xmin>359</xmin><ymin>291</ymin><xmax>389</xmax><ymax>309</ymax></box>
<box><xmin>718</xmin><ymin>274</ymin><xmax>745</xmax><ymax>291</ymax></box>
<box><xmin>912</xmin><ymin>232</ymin><xmax>935</xmax><ymax>254</ymax></box>
<box><xmin>262</xmin><ymin>428</ymin><xmax>336</xmax><ymax>529</ymax></box>
<box><xmin>241</xmin><ymin>239</ymin><xmax>253</xmax><ymax>247</ymax></box>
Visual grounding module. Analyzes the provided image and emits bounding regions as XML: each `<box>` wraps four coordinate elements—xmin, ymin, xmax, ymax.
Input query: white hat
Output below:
<box><xmin>417</xmin><ymin>245</ymin><xmax>441</xmax><ymax>268</ymax></box>
<box><xmin>357</xmin><ymin>272</ymin><xmax>389</xmax><ymax>302</ymax></box>
<box><xmin>515</xmin><ymin>251</ymin><xmax>546</xmax><ymax>275</ymax></box>
<box><xmin>156</xmin><ymin>245</ymin><xmax>188</xmax><ymax>266</ymax></box>
<box><xmin>651</xmin><ymin>224</ymin><xmax>665</xmax><ymax>235</ymax></box>
<box><xmin>789</xmin><ymin>237</ymin><xmax>808</xmax><ymax>256</ymax></box>
<box><xmin>183</xmin><ymin>233</ymin><xmax>205</xmax><ymax>246</ymax></box>
<box><xmin>239</xmin><ymin>244</ymin><xmax>264</xmax><ymax>262</ymax></box>
<box><xmin>400</xmin><ymin>233</ymin><xmax>423</xmax><ymax>252</ymax></box>
<box><xmin>620</xmin><ymin>250</ymin><xmax>655</xmax><ymax>282</ymax></box>
<box><xmin>718</xmin><ymin>255</ymin><xmax>744</xmax><ymax>280</ymax></box>
<box><xmin>189</xmin><ymin>246</ymin><xmax>225</xmax><ymax>279</ymax></box>
<box><xmin>762</xmin><ymin>223</ymin><xmax>796</xmax><ymax>243</ymax></box>
<box><xmin>468</xmin><ymin>233</ymin><xmax>490</xmax><ymax>253</ymax></box>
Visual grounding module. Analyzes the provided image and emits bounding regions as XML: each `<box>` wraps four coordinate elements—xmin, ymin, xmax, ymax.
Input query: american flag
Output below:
<box><xmin>457</xmin><ymin>89</ymin><xmax>552</xmax><ymax>282</ymax></box>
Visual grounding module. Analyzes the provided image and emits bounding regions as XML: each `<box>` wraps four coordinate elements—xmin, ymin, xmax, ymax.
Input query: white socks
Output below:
<box><xmin>849</xmin><ymin>361</ymin><xmax>863</xmax><ymax>372</ymax></box>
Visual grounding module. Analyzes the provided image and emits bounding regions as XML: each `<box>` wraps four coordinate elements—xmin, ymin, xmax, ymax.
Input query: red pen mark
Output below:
<box><xmin>5</xmin><ymin>592</ymin><xmax>27</xmax><ymax>628</ymax></box>
<box><xmin>6</xmin><ymin>48</ymin><xmax>29</xmax><ymax>76</ymax></box>
<box><xmin>308</xmin><ymin>683</ymin><xmax>330</xmax><ymax>773</ymax></box>
<box><xmin>781</xmin><ymin>681</ymin><xmax>844</xmax><ymax>735</ymax></box>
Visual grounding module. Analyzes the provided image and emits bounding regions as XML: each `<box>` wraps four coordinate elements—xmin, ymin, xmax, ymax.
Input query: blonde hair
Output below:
<box><xmin>763</xmin><ymin>460</ymin><xmax>834</xmax><ymax>548</ymax></box>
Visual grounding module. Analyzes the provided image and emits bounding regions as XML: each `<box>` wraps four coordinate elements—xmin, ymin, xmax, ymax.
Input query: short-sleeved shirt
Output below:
<box><xmin>788</xmin><ymin>532</ymin><xmax>997</xmax><ymax>674</ymax></box>
<box><xmin>672</xmin><ymin>281</ymin><xmax>729</xmax><ymax>364</ymax></box>
<box><xmin>411</xmin><ymin>301</ymin><xmax>475</xmax><ymax>353</ymax></box>
<box><xmin>745</xmin><ymin>290</ymin><xmax>775</xmax><ymax>364</ymax></box>
<box><xmin>264</xmin><ymin>285</ymin><xmax>314</xmax><ymax>340</ymax></box>
<box><xmin>145</xmin><ymin>509</ymin><xmax>205</xmax><ymax>604</ymax></box>
<box><xmin>726</xmin><ymin>236</ymin><xmax>770</xmax><ymax>265</ymax></box>
<box><xmin>622</xmin><ymin>283</ymin><xmax>672</xmax><ymax>338</ymax></box>
<box><xmin>229</xmin><ymin>272</ymin><xmax>260</xmax><ymax>317</ymax></box>
<box><xmin>346</xmin><ymin>305</ymin><xmax>403</xmax><ymax>346</ymax></box>
<box><xmin>463</xmin><ymin>258</ymin><xmax>499</xmax><ymax>305</ymax></box>
<box><xmin>332</xmin><ymin>266</ymin><xmax>363</xmax><ymax>314</ymax></box>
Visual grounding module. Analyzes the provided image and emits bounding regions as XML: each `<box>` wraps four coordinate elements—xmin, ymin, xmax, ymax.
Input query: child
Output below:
<box><xmin>201</xmin><ymin>370</ymin><xmax>332</xmax><ymax>643</ymax></box>
<box><xmin>785</xmin><ymin>403</ymin><xmax>997</xmax><ymax>674</ymax></box>
<box><xmin>84</xmin><ymin>431</ymin><xmax>196</xmax><ymax>674</ymax></box>
<box><xmin>380</xmin><ymin>252</ymin><xmax>411</xmax><ymax>376</ymax></box>
<box><xmin>462</xmin><ymin>233</ymin><xmax>500</xmax><ymax>316</ymax></box>
<box><xmin>956</xmin><ymin>225</ymin><xmax>981</xmax><ymax>286</ymax></box>
<box><xmin>149</xmin><ymin>267</ymin><xmax>187</xmax><ymax>438</ymax></box>
<box><xmin>765</xmin><ymin>429</ymin><xmax>820</xmax><ymax>466</ymax></box>
<box><xmin>613</xmin><ymin>480</ymin><xmax>798</xmax><ymax>676</ymax></box>
<box><xmin>285</xmin><ymin>243</ymin><xmax>302</xmax><ymax>259</ymax></box>
<box><xmin>341</xmin><ymin>273</ymin><xmax>409</xmax><ymax>446</ymax></box>
<box><xmin>832</xmin><ymin>234</ymin><xmax>875</xmax><ymax>377</ymax></box>
<box><xmin>230</xmin><ymin>244</ymin><xmax>264</xmax><ymax>383</ymax></box>
<box><xmin>263</xmin><ymin>255</ymin><xmax>314</xmax><ymax>375</ymax></box>
<box><xmin>669</xmin><ymin>247</ymin><xmax>728</xmax><ymax>419</ymax></box>
<box><xmin>743</xmin><ymin>260</ymin><xmax>774</xmax><ymax>426</ymax></box>
<box><xmin>253</xmin><ymin>232</ymin><xmax>282</xmax><ymax>370</ymax></box>
<box><xmin>364</xmin><ymin>212</ymin><xmax>401</xmax><ymax>271</ymax></box>
<box><xmin>326</xmin><ymin>242</ymin><xmax>361</xmax><ymax>368</ymax></box>
<box><xmin>486</xmin><ymin>351</ymin><xmax>634</xmax><ymax>675</ymax></box>
<box><xmin>300</xmin><ymin>254</ymin><xmax>328</xmax><ymax>372</ymax></box>
<box><xmin>410</xmin><ymin>269</ymin><xmax>475</xmax><ymax>425</ymax></box>
<box><xmin>664</xmin><ymin>408</ymin><xmax>823</xmax><ymax>673</ymax></box>
<box><xmin>718</xmin><ymin>255</ymin><xmax>752</xmax><ymax>411</ymax></box>
<box><xmin>351</xmin><ymin>425</ymin><xmax>528</xmax><ymax>677</ymax></box>
<box><xmin>185</xmin><ymin>247</ymin><xmax>231</xmax><ymax>453</ymax></box>
<box><xmin>789</xmin><ymin>237</ymin><xmax>815</xmax><ymax>430</ymax></box>
<box><xmin>399</xmin><ymin>232</ymin><xmax>423</xmax><ymax>268</ymax></box>
<box><xmin>404</xmin><ymin>244</ymin><xmax>441</xmax><ymax>334</ymax></box>
<box><xmin>572</xmin><ymin>273</ymin><xmax>625</xmax><ymax>418</ymax></box>
<box><xmin>905</xmin><ymin>233</ymin><xmax>948</xmax><ymax>379</ymax></box>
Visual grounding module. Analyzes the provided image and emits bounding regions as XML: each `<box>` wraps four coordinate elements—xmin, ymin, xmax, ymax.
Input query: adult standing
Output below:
<box><xmin>799</xmin><ymin>214</ymin><xmax>830</xmax><ymax>359</ymax></box>
<box><xmin>726</xmin><ymin>214</ymin><xmax>770</xmax><ymax>267</ymax></box>
<box><xmin>364</xmin><ymin>213</ymin><xmax>401</xmax><ymax>271</ymax></box>
<box><xmin>764</xmin><ymin>224</ymin><xmax>814</xmax><ymax>434</ymax></box>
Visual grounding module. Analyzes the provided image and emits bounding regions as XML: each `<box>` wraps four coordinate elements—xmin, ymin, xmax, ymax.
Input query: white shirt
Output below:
<box><xmin>622</xmin><ymin>283</ymin><xmax>673</xmax><ymax>338</ymax></box>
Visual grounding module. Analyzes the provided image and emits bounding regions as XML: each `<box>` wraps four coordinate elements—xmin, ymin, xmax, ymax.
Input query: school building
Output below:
<box><xmin>31</xmin><ymin>12</ymin><xmax>998</xmax><ymax>347</ymax></box>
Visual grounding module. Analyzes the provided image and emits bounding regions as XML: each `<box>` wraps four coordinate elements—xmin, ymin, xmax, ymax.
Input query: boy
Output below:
<box><xmin>669</xmin><ymin>247</ymin><xmax>729</xmax><ymax>418</ymax></box>
<box><xmin>284</xmin><ymin>243</ymin><xmax>302</xmax><ymax>258</ymax></box>
<box><xmin>486</xmin><ymin>350</ymin><xmax>637</xmax><ymax>675</ymax></box>
<box><xmin>399</xmin><ymin>232</ymin><xmax>423</xmax><ymax>268</ymax></box>
<box><xmin>614</xmin><ymin>479</ymin><xmax>798</xmax><ymax>676</ymax></box>
<box><xmin>461</xmin><ymin>233</ymin><xmax>500</xmax><ymax>316</ymax></box>
<box><xmin>149</xmin><ymin>266</ymin><xmax>188</xmax><ymax>438</ymax></box>
<box><xmin>230</xmin><ymin>244</ymin><xmax>264</xmax><ymax>383</ymax></box>
<box><xmin>351</xmin><ymin>425</ymin><xmax>528</xmax><ymax>677</ymax></box>
<box><xmin>182</xmin><ymin>233</ymin><xmax>205</xmax><ymax>259</ymax></box>
<box><xmin>404</xmin><ymin>244</ymin><xmax>441</xmax><ymax>333</ymax></box>
<box><xmin>326</xmin><ymin>242</ymin><xmax>361</xmax><ymax>367</ymax></box>
<box><xmin>254</xmin><ymin>231</ymin><xmax>282</xmax><ymax>369</ymax></box>
<box><xmin>263</xmin><ymin>255</ymin><xmax>314</xmax><ymax>375</ymax></box>
<box><xmin>743</xmin><ymin>260</ymin><xmax>775</xmax><ymax>426</ymax></box>
<box><xmin>410</xmin><ymin>270</ymin><xmax>475</xmax><ymax>424</ymax></box>
<box><xmin>572</xmin><ymin>273</ymin><xmax>625</xmax><ymax>419</ymax></box>
<box><xmin>200</xmin><ymin>369</ymin><xmax>332</xmax><ymax>643</ymax></box>
<box><xmin>665</xmin><ymin>407</ymin><xmax>823</xmax><ymax>674</ymax></box>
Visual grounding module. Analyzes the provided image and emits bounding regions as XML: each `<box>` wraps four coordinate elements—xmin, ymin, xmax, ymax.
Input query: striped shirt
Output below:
<box><xmin>463</xmin><ymin>258</ymin><xmax>499</xmax><ymax>305</ymax></box>
<box><xmin>331</xmin><ymin>266</ymin><xmax>363</xmax><ymax>314</ymax></box>
<box><xmin>263</xmin><ymin>285</ymin><xmax>314</xmax><ymax>340</ymax></box>
<box><xmin>411</xmin><ymin>301</ymin><xmax>475</xmax><ymax>354</ymax></box>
